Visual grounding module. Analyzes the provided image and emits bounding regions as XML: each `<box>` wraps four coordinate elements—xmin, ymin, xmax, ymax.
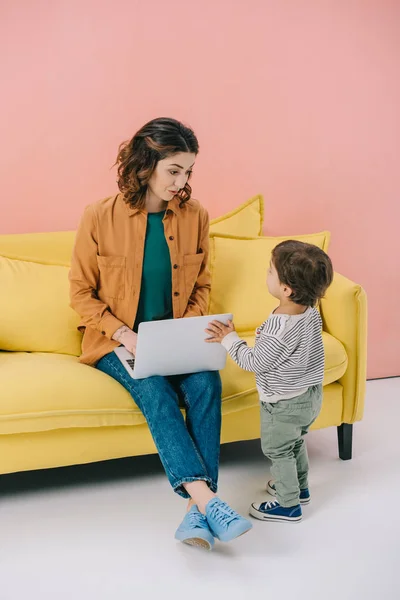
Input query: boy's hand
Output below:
<box><xmin>205</xmin><ymin>319</ymin><xmax>235</xmax><ymax>343</ymax></box>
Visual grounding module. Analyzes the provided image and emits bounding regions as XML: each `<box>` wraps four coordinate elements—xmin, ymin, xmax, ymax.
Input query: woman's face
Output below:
<box><xmin>147</xmin><ymin>152</ymin><xmax>196</xmax><ymax>202</ymax></box>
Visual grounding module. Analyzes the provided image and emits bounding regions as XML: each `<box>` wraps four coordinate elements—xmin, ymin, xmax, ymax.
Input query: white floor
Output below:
<box><xmin>1</xmin><ymin>378</ymin><xmax>399</xmax><ymax>600</ymax></box>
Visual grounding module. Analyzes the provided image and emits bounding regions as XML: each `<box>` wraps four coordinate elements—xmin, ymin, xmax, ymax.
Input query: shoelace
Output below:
<box><xmin>188</xmin><ymin>510</ymin><xmax>207</xmax><ymax>528</ymax></box>
<box><xmin>208</xmin><ymin>502</ymin><xmax>238</xmax><ymax>527</ymax></box>
<box><xmin>260</xmin><ymin>500</ymin><xmax>279</xmax><ymax>510</ymax></box>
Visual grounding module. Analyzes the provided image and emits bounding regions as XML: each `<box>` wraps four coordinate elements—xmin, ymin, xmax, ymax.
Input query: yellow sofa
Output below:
<box><xmin>0</xmin><ymin>196</ymin><xmax>367</xmax><ymax>476</ymax></box>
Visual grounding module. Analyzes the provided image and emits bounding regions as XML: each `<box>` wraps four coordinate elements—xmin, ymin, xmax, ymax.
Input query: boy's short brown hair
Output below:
<box><xmin>272</xmin><ymin>240</ymin><xmax>333</xmax><ymax>307</ymax></box>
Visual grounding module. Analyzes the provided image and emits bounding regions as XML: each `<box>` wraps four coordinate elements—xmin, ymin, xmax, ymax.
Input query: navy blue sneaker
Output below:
<box><xmin>175</xmin><ymin>506</ymin><xmax>215</xmax><ymax>550</ymax></box>
<box><xmin>206</xmin><ymin>497</ymin><xmax>253</xmax><ymax>542</ymax></box>
<box><xmin>267</xmin><ymin>480</ymin><xmax>311</xmax><ymax>505</ymax></box>
<box><xmin>250</xmin><ymin>500</ymin><xmax>302</xmax><ymax>522</ymax></box>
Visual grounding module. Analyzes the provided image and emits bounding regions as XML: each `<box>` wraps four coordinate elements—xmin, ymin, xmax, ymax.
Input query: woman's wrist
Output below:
<box><xmin>112</xmin><ymin>325</ymin><xmax>131</xmax><ymax>343</ymax></box>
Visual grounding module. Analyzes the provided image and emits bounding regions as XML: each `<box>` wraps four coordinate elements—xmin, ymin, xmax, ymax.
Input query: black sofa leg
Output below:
<box><xmin>337</xmin><ymin>423</ymin><xmax>353</xmax><ymax>460</ymax></box>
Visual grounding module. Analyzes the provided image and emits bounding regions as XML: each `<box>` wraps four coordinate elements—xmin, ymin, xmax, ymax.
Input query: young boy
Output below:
<box><xmin>206</xmin><ymin>240</ymin><xmax>333</xmax><ymax>523</ymax></box>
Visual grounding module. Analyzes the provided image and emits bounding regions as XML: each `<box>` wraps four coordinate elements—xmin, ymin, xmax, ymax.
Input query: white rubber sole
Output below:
<box><xmin>249</xmin><ymin>504</ymin><xmax>303</xmax><ymax>523</ymax></box>
<box><xmin>299</xmin><ymin>497</ymin><xmax>311</xmax><ymax>505</ymax></box>
<box><xmin>266</xmin><ymin>481</ymin><xmax>311</xmax><ymax>505</ymax></box>
<box><xmin>181</xmin><ymin>537</ymin><xmax>213</xmax><ymax>551</ymax></box>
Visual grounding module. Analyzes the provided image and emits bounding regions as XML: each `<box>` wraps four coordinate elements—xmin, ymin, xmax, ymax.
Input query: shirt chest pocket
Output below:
<box><xmin>183</xmin><ymin>252</ymin><xmax>204</xmax><ymax>298</ymax></box>
<box><xmin>96</xmin><ymin>255</ymin><xmax>126</xmax><ymax>300</ymax></box>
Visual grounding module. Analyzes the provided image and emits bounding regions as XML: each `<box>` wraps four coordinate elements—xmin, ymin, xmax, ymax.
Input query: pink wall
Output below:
<box><xmin>1</xmin><ymin>1</ymin><xmax>399</xmax><ymax>378</ymax></box>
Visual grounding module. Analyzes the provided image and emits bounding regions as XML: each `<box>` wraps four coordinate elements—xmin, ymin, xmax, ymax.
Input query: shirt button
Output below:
<box><xmin>173</xmin><ymin>264</ymin><xmax>178</xmax><ymax>269</ymax></box>
<box><xmin>169</xmin><ymin>236</ymin><xmax>174</xmax><ymax>241</ymax></box>
<box><xmin>174</xmin><ymin>292</ymin><xmax>180</xmax><ymax>297</ymax></box>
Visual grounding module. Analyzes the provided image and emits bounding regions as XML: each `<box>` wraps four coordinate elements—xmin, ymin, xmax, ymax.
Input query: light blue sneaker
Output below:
<box><xmin>175</xmin><ymin>506</ymin><xmax>215</xmax><ymax>550</ymax></box>
<box><xmin>250</xmin><ymin>499</ymin><xmax>302</xmax><ymax>523</ymax></box>
<box><xmin>267</xmin><ymin>479</ymin><xmax>311</xmax><ymax>505</ymax></box>
<box><xmin>205</xmin><ymin>497</ymin><xmax>253</xmax><ymax>542</ymax></box>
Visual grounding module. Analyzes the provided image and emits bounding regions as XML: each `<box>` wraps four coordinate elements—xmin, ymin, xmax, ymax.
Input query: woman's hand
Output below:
<box><xmin>112</xmin><ymin>326</ymin><xmax>138</xmax><ymax>355</ymax></box>
<box><xmin>121</xmin><ymin>330</ymin><xmax>138</xmax><ymax>355</ymax></box>
<box><xmin>205</xmin><ymin>320</ymin><xmax>235</xmax><ymax>343</ymax></box>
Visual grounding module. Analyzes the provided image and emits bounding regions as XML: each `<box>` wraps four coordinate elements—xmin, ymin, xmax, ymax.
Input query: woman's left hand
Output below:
<box><xmin>205</xmin><ymin>319</ymin><xmax>235</xmax><ymax>343</ymax></box>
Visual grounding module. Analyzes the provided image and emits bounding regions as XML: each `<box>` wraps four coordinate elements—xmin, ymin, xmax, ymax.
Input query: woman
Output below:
<box><xmin>69</xmin><ymin>118</ymin><xmax>251</xmax><ymax>550</ymax></box>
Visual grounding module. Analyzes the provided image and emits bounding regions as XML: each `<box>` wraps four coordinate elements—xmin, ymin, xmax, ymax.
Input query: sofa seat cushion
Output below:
<box><xmin>0</xmin><ymin>351</ymin><xmax>137</xmax><ymax>435</ymax></box>
<box><xmin>0</xmin><ymin>333</ymin><xmax>347</xmax><ymax>435</ymax></box>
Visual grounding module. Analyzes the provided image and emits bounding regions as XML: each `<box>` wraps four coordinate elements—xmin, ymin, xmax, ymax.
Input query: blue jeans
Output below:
<box><xmin>96</xmin><ymin>351</ymin><xmax>222</xmax><ymax>499</ymax></box>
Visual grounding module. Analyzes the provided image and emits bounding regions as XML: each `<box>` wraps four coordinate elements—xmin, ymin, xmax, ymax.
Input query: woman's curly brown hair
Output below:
<box><xmin>115</xmin><ymin>117</ymin><xmax>199</xmax><ymax>209</ymax></box>
<box><xmin>272</xmin><ymin>240</ymin><xmax>334</xmax><ymax>307</ymax></box>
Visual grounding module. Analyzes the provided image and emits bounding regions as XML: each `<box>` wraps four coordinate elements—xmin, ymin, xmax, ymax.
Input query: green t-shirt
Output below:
<box><xmin>133</xmin><ymin>211</ymin><xmax>173</xmax><ymax>333</ymax></box>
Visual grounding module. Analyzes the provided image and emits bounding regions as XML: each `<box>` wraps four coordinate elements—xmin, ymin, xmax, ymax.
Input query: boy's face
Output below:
<box><xmin>267</xmin><ymin>260</ymin><xmax>282</xmax><ymax>299</ymax></box>
<box><xmin>267</xmin><ymin>259</ymin><xmax>293</xmax><ymax>300</ymax></box>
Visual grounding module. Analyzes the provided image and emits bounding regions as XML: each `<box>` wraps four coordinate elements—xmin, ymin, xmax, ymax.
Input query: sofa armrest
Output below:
<box><xmin>320</xmin><ymin>272</ymin><xmax>367</xmax><ymax>423</ymax></box>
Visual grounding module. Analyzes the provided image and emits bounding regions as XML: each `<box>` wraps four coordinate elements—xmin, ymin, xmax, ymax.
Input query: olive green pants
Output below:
<box><xmin>261</xmin><ymin>385</ymin><xmax>323</xmax><ymax>508</ymax></box>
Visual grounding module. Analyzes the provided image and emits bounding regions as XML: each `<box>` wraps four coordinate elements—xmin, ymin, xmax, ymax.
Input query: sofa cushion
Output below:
<box><xmin>0</xmin><ymin>332</ymin><xmax>347</xmax><ymax>435</ymax></box>
<box><xmin>0</xmin><ymin>230</ymin><xmax>75</xmax><ymax>266</ymax></box>
<box><xmin>0</xmin><ymin>352</ymin><xmax>137</xmax><ymax>435</ymax></box>
<box><xmin>0</xmin><ymin>256</ymin><xmax>82</xmax><ymax>355</ymax></box>
<box><xmin>209</xmin><ymin>231</ymin><xmax>331</xmax><ymax>333</ymax></box>
<box><xmin>209</xmin><ymin>195</ymin><xmax>264</xmax><ymax>237</ymax></box>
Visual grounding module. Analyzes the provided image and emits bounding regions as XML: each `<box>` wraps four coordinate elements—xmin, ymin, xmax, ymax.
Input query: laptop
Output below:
<box><xmin>113</xmin><ymin>313</ymin><xmax>233</xmax><ymax>379</ymax></box>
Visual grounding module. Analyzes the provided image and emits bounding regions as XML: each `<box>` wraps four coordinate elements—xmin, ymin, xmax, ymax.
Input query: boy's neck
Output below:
<box><xmin>274</xmin><ymin>300</ymin><xmax>309</xmax><ymax>316</ymax></box>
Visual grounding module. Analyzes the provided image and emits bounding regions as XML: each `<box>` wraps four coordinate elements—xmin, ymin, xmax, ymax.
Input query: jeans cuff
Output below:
<box><xmin>173</xmin><ymin>476</ymin><xmax>218</xmax><ymax>499</ymax></box>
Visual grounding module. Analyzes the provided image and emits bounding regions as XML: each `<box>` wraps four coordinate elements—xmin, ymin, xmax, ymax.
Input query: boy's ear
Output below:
<box><xmin>282</xmin><ymin>285</ymin><xmax>293</xmax><ymax>298</ymax></box>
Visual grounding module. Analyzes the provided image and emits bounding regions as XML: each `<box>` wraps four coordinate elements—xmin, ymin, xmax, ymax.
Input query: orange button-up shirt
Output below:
<box><xmin>69</xmin><ymin>193</ymin><xmax>210</xmax><ymax>365</ymax></box>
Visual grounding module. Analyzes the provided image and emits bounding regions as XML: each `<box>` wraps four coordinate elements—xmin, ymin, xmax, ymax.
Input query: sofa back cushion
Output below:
<box><xmin>0</xmin><ymin>231</ymin><xmax>76</xmax><ymax>267</ymax></box>
<box><xmin>208</xmin><ymin>231</ymin><xmax>331</xmax><ymax>333</ymax></box>
<box><xmin>209</xmin><ymin>195</ymin><xmax>264</xmax><ymax>237</ymax></box>
<box><xmin>0</xmin><ymin>256</ymin><xmax>82</xmax><ymax>355</ymax></box>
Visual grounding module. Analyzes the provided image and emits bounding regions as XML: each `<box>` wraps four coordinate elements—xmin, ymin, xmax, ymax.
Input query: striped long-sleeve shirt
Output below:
<box><xmin>221</xmin><ymin>307</ymin><xmax>325</xmax><ymax>403</ymax></box>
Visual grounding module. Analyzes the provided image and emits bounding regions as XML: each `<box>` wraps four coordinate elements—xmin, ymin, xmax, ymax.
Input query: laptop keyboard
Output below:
<box><xmin>126</xmin><ymin>358</ymin><xmax>135</xmax><ymax>370</ymax></box>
